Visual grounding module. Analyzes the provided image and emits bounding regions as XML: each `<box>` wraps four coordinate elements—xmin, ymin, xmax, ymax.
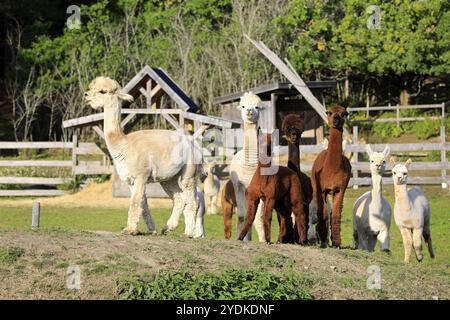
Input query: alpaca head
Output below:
<box><xmin>282</xmin><ymin>114</ymin><xmax>305</xmax><ymax>144</ymax></box>
<box><xmin>239</xmin><ymin>91</ymin><xmax>263</xmax><ymax>124</ymax></box>
<box><xmin>390</xmin><ymin>157</ymin><xmax>412</xmax><ymax>185</ymax></box>
<box><xmin>204</xmin><ymin>161</ymin><xmax>216</xmax><ymax>174</ymax></box>
<box><xmin>366</xmin><ymin>145</ymin><xmax>390</xmax><ymax>174</ymax></box>
<box><xmin>326</xmin><ymin>105</ymin><xmax>348</xmax><ymax>130</ymax></box>
<box><xmin>84</xmin><ymin>76</ymin><xmax>133</xmax><ymax>109</ymax></box>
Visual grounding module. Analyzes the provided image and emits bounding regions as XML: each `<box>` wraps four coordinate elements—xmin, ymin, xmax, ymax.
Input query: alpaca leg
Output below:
<box><xmin>123</xmin><ymin>176</ymin><xmax>146</xmax><ymax>235</ymax></box>
<box><xmin>274</xmin><ymin>203</ymin><xmax>287</xmax><ymax>243</ymax></box>
<box><xmin>412</xmin><ymin>228</ymin><xmax>424</xmax><ymax>262</ymax></box>
<box><xmin>263</xmin><ymin>199</ymin><xmax>275</xmax><ymax>243</ymax></box>
<box><xmin>238</xmin><ymin>196</ymin><xmax>259</xmax><ymax>241</ymax></box>
<box><xmin>164</xmin><ymin>192</ymin><xmax>185</xmax><ymax>233</ymax></box>
<box><xmin>222</xmin><ymin>194</ymin><xmax>233</xmax><ymax>240</ymax></box>
<box><xmin>330</xmin><ymin>191</ymin><xmax>345</xmax><ymax>248</ymax></box>
<box><xmin>180</xmin><ymin>179</ymin><xmax>199</xmax><ymax>238</ymax></box>
<box><xmin>194</xmin><ymin>189</ymin><xmax>205</xmax><ymax>238</ymax></box>
<box><xmin>423</xmin><ymin>226</ymin><xmax>435</xmax><ymax>258</ymax></box>
<box><xmin>367</xmin><ymin>234</ymin><xmax>377</xmax><ymax>252</ymax></box>
<box><xmin>141</xmin><ymin>191</ymin><xmax>157</xmax><ymax>234</ymax></box>
<box><xmin>253</xmin><ymin>201</ymin><xmax>266</xmax><ymax>242</ymax></box>
<box><xmin>235</xmin><ymin>183</ymin><xmax>251</xmax><ymax>241</ymax></box>
<box><xmin>399</xmin><ymin>227</ymin><xmax>413</xmax><ymax>263</ymax></box>
<box><xmin>316</xmin><ymin>191</ymin><xmax>329</xmax><ymax>247</ymax></box>
<box><xmin>377</xmin><ymin>229</ymin><xmax>390</xmax><ymax>252</ymax></box>
<box><xmin>211</xmin><ymin>194</ymin><xmax>218</xmax><ymax>215</ymax></box>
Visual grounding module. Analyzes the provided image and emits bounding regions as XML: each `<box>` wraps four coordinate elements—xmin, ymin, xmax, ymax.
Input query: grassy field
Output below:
<box><xmin>0</xmin><ymin>185</ymin><xmax>448</xmax><ymax>299</ymax></box>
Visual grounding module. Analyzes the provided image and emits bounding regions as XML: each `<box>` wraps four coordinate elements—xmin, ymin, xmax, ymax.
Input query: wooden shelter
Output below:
<box><xmin>213</xmin><ymin>80</ymin><xmax>336</xmax><ymax>145</ymax></box>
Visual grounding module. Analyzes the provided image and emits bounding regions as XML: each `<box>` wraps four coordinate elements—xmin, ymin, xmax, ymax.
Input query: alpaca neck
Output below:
<box><xmin>103</xmin><ymin>96</ymin><xmax>126</xmax><ymax>147</ymax></box>
<box><xmin>288</xmin><ymin>141</ymin><xmax>300</xmax><ymax>173</ymax></box>
<box><xmin>243</xmin><ymin>123</ymin><xmax>258</xmax><ymax>168</ymax></box>
<box><xmin>325</xmin><ymin>127</ymin><xmax>343</xmax><ymax>170</ymax></box>
<box><xmin>206</xmin><ymin>171</ymin><xmax>214</xmax><ymax>184</ymax></box>
<box><xmin>370</xmin><ymin>172</ymin><xmax>383</xmax><ymax>204</ymax></box>
<box><xmin>394</xmin><ymin>184</ymin><xmax>412</xmax><ymax>211</ymax></box>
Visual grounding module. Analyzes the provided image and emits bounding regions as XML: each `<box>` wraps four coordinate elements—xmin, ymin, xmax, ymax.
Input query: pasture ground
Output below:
<box><xmin>0</xmin><ymin>182</ymin><xmax>448</xmax><ymax>300</ymax></box>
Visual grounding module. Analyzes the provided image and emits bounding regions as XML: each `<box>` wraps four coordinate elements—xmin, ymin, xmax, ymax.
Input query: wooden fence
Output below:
<box><xmin>0</xmin><ymin>138</ymin><xmax>111</xmax><ymax>196</ymax></box>
<box><xmin>277</xmin><ymin>126</ymin><xmax>449</xmax><ymax>188</ymax></box>
<box><xmin>0</xmin><ymin>125</ymin><xmax>448</xmax><ymax>197</ymax></box>
<box><xmin>347</xmin><ymin>103</ymin><xmax>446</xmax><ymax>129</ymax></box>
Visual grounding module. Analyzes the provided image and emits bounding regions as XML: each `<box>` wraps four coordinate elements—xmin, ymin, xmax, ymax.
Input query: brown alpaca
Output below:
<box><xmin>238</xmin><ymin>134</ymin><xmax>307</xmax><ymax>244</ymax></box>
<box><xmin>282</xmin><ymin>114</ymin><xmax>313</xmax><ymax>242</ymax></box>
<box><xmin>311</xmin><ymin>106</ymin><xmax>351</xmax><ymax>248</ymax></box>
<box><xmin>222</xmin><ymin>179</ymin><xmax>237</xmax><ymax>239</ymax></box>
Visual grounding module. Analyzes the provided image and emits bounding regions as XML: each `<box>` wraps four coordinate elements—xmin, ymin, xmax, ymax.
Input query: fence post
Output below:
<box><xmin>72</xmin><ymin>134</ymin><xmax>78</xmax><ymax>175</ymax></box>
<box><xmin>442</xmin><ymin>102</ymin><xmax>445</xmax><ymax>121</ymax></box>
<box><xmin>352</xmin><ymin>126</ymin><xmax>359</xmax><ymax>189</ymax></box>
<box><xmin>396</xmin><ymin>104</ymin><xmax>400</xmax><ymax>130</ymax></box>
<box><xmin>441</xmin><ymin>126</ymin><xmax>447</xmax><ymax>189</ymax></box>
<box><xmin>32</xmin><ymin>202</ymin><xmax>40</xmax><ymax>230</ymax></box>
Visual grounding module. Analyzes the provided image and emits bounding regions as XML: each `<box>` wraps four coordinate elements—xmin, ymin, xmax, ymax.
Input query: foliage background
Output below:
<box><xmin>1</xmin><ymin>0</ymin><xmax>449</xmax><ymax>142</ymax></box>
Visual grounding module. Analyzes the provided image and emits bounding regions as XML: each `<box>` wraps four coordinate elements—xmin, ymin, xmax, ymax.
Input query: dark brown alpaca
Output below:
<box><xmin>282</xmin><ymin>114</ymin><xmax>313</xmax><ymax>242</ymax></box>
<box><xmin>311</xmin><ymin>106</ymin><xmax>351</xmax><ymax>248</ymax></box>
<box><xmin>222</xmin><ymin>179</ymin><xmax>237</xmax><ymax>239</ymax></box>
<box><xmin>238</xmin><ymin>133</ymin><xmax>307</xmax><ymax>244</ymax></box>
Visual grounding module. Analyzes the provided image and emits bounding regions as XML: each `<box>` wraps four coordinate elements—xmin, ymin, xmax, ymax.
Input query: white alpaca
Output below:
<box><xmin>194</xmin><ymin>187</ymin><xmax>205</xmax><ymax>238</ymax></box>
<box><xmin>229</xmin><ymin>92</ymin><xmax>265</xmax><ymax>242</ymax></box>
<box><xmin>391</xmin><ymin>158</ymin><xmax>435</xmax><ymax>263</ymax></box>
<box><xmin>203</xmin><ymin>161</ymin><xmax>220</xmax><ymax>215</ymax></box>
<box><xmin>84</xmin><ymin>77</ymin><xmax>201</xmax><ymax>237</ymax></box>
<box><xmin>353</xmin><ymin>145</ymin><xmax>391</xmax><ymax>252</ymax></box>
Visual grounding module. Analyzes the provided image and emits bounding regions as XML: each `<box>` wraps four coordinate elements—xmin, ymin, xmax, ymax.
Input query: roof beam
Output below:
<box><xmin>244</xmin><ymin>34</ymin><xmax>327</xmax><ymax>121</ymax></box>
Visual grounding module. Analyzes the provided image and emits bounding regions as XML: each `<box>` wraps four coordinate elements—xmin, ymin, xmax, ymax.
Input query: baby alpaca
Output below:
<box><xmin>353</xmin><ymin>145</ymin><xmax>391</xmax><ymax>252</ymax></box>
<box><xmin>391</xmin><ymin>158</ymin><xmax>435</xmax><ymax>263</ymax></box>
<box><xmin>222</xmin><ymin>179</ymin><xmax>237</xmax><ymax>239</ymax></box>
<box><xmin>203</xmin><ymin>161</ymin><xmax>220</xmax><ymax>215</ymax></box>
<box><xmin>238</xmin><ymin>134</ymin><xmax>307</xmax><ymax>244</ymax></box>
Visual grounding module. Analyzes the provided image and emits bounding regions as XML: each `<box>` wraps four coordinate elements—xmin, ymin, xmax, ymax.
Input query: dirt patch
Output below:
<box><xmin>0</xmin><ymin>229</ymin><xmax>447</xmax><ymax>300</ymax></box>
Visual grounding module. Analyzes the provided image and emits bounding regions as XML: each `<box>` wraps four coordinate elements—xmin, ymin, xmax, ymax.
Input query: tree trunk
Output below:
<box><xmin>399</xmin><ymin>89</ymin><xmax>410</xmax><ymax>106</ymax></box>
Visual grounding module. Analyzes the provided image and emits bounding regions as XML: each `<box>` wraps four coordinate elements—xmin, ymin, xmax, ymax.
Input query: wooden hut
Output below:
<box><xmin>213</xmin><ymin>80</ymin><xmax>336</xmax><ymax>146</ymax></box>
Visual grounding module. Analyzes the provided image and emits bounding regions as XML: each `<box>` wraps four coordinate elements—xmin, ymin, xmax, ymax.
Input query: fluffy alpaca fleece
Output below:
<box><xmin>390</xmin><ymin>157</ymin><xmax>435</xmax><ymax>263</ymax></box>
<box><xmin>85</xmin><ymin>76</ymin><xmax>202</xmax><ymax>237</ymax></box>
<box><xmin>282</xmin><ymin>114</ymin><xmax>312</xmax><ymax>243</ymax></box>
<box><xmin>311</xmin><ymin>106</ymin><xmax>351</xmax><ymax>248</ymax></box>
<box><xmin>229</xmin><ymin>91</ymin><xmax>265</xmax><ymax>241</ymax></box>
<box><xmin>353</xmin><ymin>145</ymin><xmax>391</xmax><ymax>252</ymax></box>
<box><xmin>238</xmin><ymin>134</ymin><xmax>307</xmax><ymax>244</ymax></box>
<box><xmin>221</xmin><ymin>179</ymin><xmax>237</xmax><ymax>239</ymax></box>
<box><xmin>203</xmin><ymin>161</ymin><xmax>220</xmax><ymax>215</ymax></box>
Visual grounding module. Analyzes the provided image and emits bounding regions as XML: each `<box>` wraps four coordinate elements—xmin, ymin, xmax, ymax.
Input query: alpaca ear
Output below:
<box><xmin>117</xmin><ymin>91</ymin><xmax>134</xmax><ymax>102</ymax></box>
<box><xmin>389</xmin><ymin>156</ymin><xmax>397</xmax><ymax>166</ymax></box>
<box><xmin>405</xmin><ymin>158</ymin><xmax>412</xmax><ymax>169</ymax></box>
<box><xmin>383</xmin><ymin>145</ymin><xmax>390</xmax><ymax>158</ymax></box>
<box><xmin>365</xmin><ymin>144</ymin><xmax>373</xmax><ymax>156</ymax></box>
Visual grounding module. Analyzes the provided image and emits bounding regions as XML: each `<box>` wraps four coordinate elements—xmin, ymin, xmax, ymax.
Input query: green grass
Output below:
<box><xmin>116</xmin><ymin>268</ymin><xmax>313</xmax><ymax>300</ymax></box>
<box><xmin>0</xmin><ymin>246</ymin><xmax>25</xmax><ymax>263</ymax></box>
<box><xmin>0</xmin><ymin>186</ymin><xmax>448</xmax><ymax>266</ymax></box>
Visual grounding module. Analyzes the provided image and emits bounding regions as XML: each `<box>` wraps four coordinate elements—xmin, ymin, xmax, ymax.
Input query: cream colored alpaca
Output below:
<box><xmin>353</xmin><ymin>145</ymin><xmax>391</xmax><ymax>252</ymax></box>
<box><xmin>203</xmin><ymin>161</ymin><xmax>220</xmax><ymax>215</ymax></box>
<box><xmin>229</xmin><ymin>92</ymin><xmax>265</xmax><ymax>242</ymax></box>
<box><xmin>84</xmin><ymin>77</ymin><xmax>202</xmax><ymax>237</ymax></box>
<box><xmin>391</xmin><ymin>158</ymin><xmax>435</xmax><ymax>263</ymax></box>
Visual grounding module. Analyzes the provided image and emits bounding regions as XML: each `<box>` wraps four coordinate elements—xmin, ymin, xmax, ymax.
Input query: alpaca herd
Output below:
<box><xmin>85</xmin><ymin>79</ymin><xmax>435</xmax><ymax>264</ymax></box>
